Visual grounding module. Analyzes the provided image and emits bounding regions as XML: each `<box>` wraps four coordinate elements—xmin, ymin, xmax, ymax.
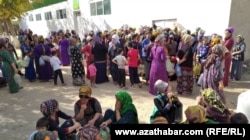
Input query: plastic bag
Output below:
<box><xmin>193</xmin><ymin>63</ymin><xmax>201</xmax><ymax>76</ymax></box>
<box><xmin>175</xmin><ymin>63</ymin><xmax>182</xmax><ymax>77</ymax></box>
<box><xmin>14</xmin><ymin>74</ymin><xmax>22</xmax><ymax>86</ymax></box>
<box><xmin>16</xmin><ymin>60</ymin><xmax>24</xmax><ymax>69</ymax></box>
<box><xmin>39</xmin><ymin>56</ymin><xmax>45</xmax><ymax>66</ymax></box>
<box><xmin>23</xmin><ymin>56</ymin><xmax>30</xmax><ymax>67</ymax></box>
<box><xmin>166</xmin><ymin>58</ymin><xmax>175</xmax><ymax>76</ymax></box>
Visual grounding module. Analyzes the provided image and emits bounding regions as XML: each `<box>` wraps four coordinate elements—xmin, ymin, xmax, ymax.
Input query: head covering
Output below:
<box><xmin>40</xmin><ymin>99</ymin><xmax>58</xmax><ymax>117</ymax></box>
<box><xmin>205</xmin><ymin>44</ymin><xmax>223</xmax><ymax>69</ymax></box>
<box><xmin>154</xmin><ymin>80</ymin><xmax>168</xmax><ymax>93</ymax></box>
<box><xmin>115</xmin><ymin>91</ymin><xmax>138</xmax><ymax>123</ymax></box>
<box><xmin>86</xmin><ymin>36</ymin><xmax>93</xmax><ymax>42</ymax></box>
<box><xmin>225</xmin><ymin>26</ymin><xmax>234</xmax><ymax>34</ymax></box>
<box><xmin>112</xmin><ymin>34</ymin><xmax>120</xmax><ymax>44</ymax></box>
<box><xmin>152</xmin><ymin>116</ymin><xmax>169</xmax><ymax>124</ymax></box>
<box><xmin>237</xmin><ymin>35</ymin><xmax>244</xmax><ymax>42</ymax></box>
<box><xmin>79</xmin><ymin>86</ymin><xmax>92</xmax><ymax>97</ymax></box>
<box><xmin>182</xmin><ymin>34</ymin><xmax>194</xmax><ymax>44</ymax></box>
<box><xmin>78</xmin><ymin>124</ymin><xmax>99</xmax><ymax>140</ymax></box>
<box><xmin>38</xmin><ymin>35</ymin><xmax>44</xmax><ymax>44</ymax></box>
<box><xmin>184</xmin><ymin>105</ymin><xmax>208</xmax><ymax>124</ymax></box>
<box><xmin>93</xmin><ymin>32</ymin><xmax>103</xmax><ymax>44</ymax></box>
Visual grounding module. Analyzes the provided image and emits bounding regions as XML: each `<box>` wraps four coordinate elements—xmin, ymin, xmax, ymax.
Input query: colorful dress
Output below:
<box><xmin>223</xmin><ymin>36</ymin><xmax>234</xmax><ymax>86</ymax></box>
<box><xmin>0</xmin><ymin>50</ymin><xmax>19</xmax><ymax>93</ymax></box>
<box><xmin>59</xmin><ymin>38</ymin><xmax>70</xmax><ymax>66</ymax></box>
<box><xmin>34</xmin><ymin>44</ymin><xmax>53</xmax><ymax>81</ymax></box>
<box><xmin>149</xmin><ymin>46</ymin><xmax>168</xmax><ymax>95</ymax></box>
<box><xmin>81</xmin><ymin>44</ymin><xmax>94</xmax><ymax>79</ymax></box>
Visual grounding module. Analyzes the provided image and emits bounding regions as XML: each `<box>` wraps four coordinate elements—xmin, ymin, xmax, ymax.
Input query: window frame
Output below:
<box><xmin>44</xmin><ymin>11</ymin><xmax>53</xmax><ymax>20</ymax></box>
<box><xmin>90</xmin><ymin>0</ymin><xmax>111</xmax><ymax>16</ymax></box>
<box><xmin>35</xmin><ymin>13</ymin><xmax>42</xmax><ymax>21</ymax></box>
<box><xmin>56</xmin><ymin>9</ymin><xmax>67</xmax><ymax>19</ymax></box>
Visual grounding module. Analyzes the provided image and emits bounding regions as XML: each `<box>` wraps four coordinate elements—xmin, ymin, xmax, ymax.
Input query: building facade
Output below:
<box><xmin>19</xmin><ymin>0</ymin><xmax>249</xmax><ymax>61</ymax></box>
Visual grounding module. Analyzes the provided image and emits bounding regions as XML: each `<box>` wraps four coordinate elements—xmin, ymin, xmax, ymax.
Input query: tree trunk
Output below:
<box><xmin>4</xmin><ymin>18</ymin><xmax>16</xmax><ymax>35</ymax></box>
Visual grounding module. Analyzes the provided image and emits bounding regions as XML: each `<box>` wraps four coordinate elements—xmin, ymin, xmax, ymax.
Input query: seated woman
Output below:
<box><xmin>183</xmin><ymin>105</ymin><xmax>218</xmax><ymax>124</ymax></box>
<box><xmin>40</xmin><ymin>99</ymin><xmax>81</xmax><ymax>140</ymax></box>
<box><xmin>150</xmin><ymin>79</ymin><xmax>183</xmax><ymax>124</ymax></box>
<box><xmin>74</xmin><ymin>86</ymin><xmax>103</xmax><ymax>128</ymax></box>
<box><xmin>100</xmin><ymin>90</ymin><xmax>139</xmax><ymax>127</ymax></box>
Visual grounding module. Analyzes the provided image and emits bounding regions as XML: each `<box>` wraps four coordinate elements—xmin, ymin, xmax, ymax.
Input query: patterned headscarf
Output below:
<box><xmin>79</xmin><ymin>86</ymin><xmax>92</xmax><ymax>97</ymax></box>
<box><xmin>40</xmin><ymin>99</ymin><xmax>58</xmax><ymax>117</ymax></box>
<box><xmin>79</xmin><ymin>124</ymin><xmax>99</xmax><ymax>140</ymax></box>
<box><xmin>184</xmin><ymin>105</ymin><xmax>208</xmax><ymax>124</ymax></box>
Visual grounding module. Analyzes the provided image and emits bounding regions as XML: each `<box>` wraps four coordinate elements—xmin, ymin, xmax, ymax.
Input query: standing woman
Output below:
<box><xmin>202</xmin><ymin>44</ymin><xmax>225</xmax><ymax>104</ymax></box>
<box><xmin>92</xmin><ymin>31</ymin><xmax>109</xmax><ymax>84</ymax></box>
<box><xmin>149</xmin><ymin>35</ymin><xmax>168</xmax><ymax>95</ymax></box>
<box><xmin>33</xmin><ymin>36</ymin><xmax>53</xmax><ymax>82</ymax></box>
<box><xmin>21</xmin><ymin>36</ymin><xmax>36</xmax><ymax>82</ymax></box>
<box><xmin>58</xmin><ymin>30</ymin><xmax>70</xmax><ymax>66</ymax></box>
<box><xmin>231</xmin><ymin>35</ymin><xmax>246</xmax><ymax>81</ymax></box>
<box><xmin>81</xmin><ymin>36</ymin><xmax>94</xmax><ymax>80</ymax></box>
<box><xmin>223</xmin><ymin>27</ymin><xmax>234</xmax><ymax>87</ymax></box>
<box><xmin>0</xmin><ymin>38</ymin><xmax>20</xmax><ymax>93</ymax></box>
<box><xmin>70</xmin><ymin>36</ymin><xmax>85</xmax><ymax>86</ymax></box>
<box><xmin>176</xmin><ymin>34</ymin><xmax>194</xmax><ymax>96</ymax></box>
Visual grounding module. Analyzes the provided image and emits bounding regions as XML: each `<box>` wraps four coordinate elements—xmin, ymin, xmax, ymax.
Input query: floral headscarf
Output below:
<box><xmin>40</xmin><ymin>99</ymin><xmax>58</xmax><ymax>117</ymax></box>
<box><xmin>78</xmin><ymin>124</ymin><xmax>99</xmax><ymax>140</ymax></box>
<box><xmin>184</xmin><ymin>105</ymin><xmax>208</xmax><ymax>124</ymax></box>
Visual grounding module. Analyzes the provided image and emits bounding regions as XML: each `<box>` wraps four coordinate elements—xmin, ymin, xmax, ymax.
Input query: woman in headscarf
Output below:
<box><xmin>40</xmin><ymin>99</ymin><xmax>81</xmax><ymax>140</ymax></box>
<box><xmin>100</xmin><ymin>90</ymin><xmax>139</xmax><ymax>127</ymax></box>
<box><xmin>150</xmin><ymin>80</ymin><xmax>182</xmax><ymax>124</ymax></box>
<box><xmin>149</xmin><ymin>35</ymin><xmax>168</xmax><ymax>95</ymax></box>
<box><xmin>0</xmin><ymin>38</ymin><xmax>20</xmax><ymax>93</ymax></box>
<box><xmin>183</xmin><ymin>105</ymin><xmax>218</xmax><ymax>124</ymax></box>
<box><xmin>223</xmin><ymin>27</ymin><xmax>234</xmax><ymax>87</ymax></box>
<box><xmin>176</xmin><ymin>34</ymin><xmax>194</xmax><ymax>96</ymax></box>
<box><xmin>74</xmin><ymin>86</ymin><xmax>103</xmax><ymax>128</ymax></box>
<box><xmin>33</xmin><ymin>36</ymin><xmax>53</xmax><ymax>82</ymax></box>
<box><xmin>231</xmin><ymin>35</ymin><xmax>246</xmax><ymax>81</ymax></box>
<box><xmin>92</xmin><ymin>31</ymin><xmax>109</xmax><ymax>84</ymax></box>
<box><xmin>58</xmin><ymin>30</ymin><xmax>70</xmax><ymax>66</ymax></box>
<box><xmin>82</xmin><ymin>36</ymin><xmax>94</xmax><ymax>80</ymax></box>
<box><xmin>107</xmin><ymin>34</ymin><xmax>121</xmax><ymax>85</ymax></box>
<box><xmin>202</xmin><ymin>44</ymin><xmax>225</xmax><ymax>103</ymax></box>
<box><xmin>21</xmin><ymin>35</ymin><xmax>36</xmax><ymax>82</ymax></box>
<box><xmin>69</xmin><ymin>36</ymin><xmax>85</xmax><ymax>86</ymax></box>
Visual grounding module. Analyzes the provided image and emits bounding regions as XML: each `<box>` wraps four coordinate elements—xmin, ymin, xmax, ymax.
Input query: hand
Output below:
<box><xmin>167</xmin><ymin>92</ymin><xmax>174</xmax><ymax>99</ymax></box>
<box><xmin>115</xmin><ymin>101</ymin><xmax>121</xmax><ymax>111</ymax></box>
<box><xmin>14</xmin><ymin>68</ymin><xmax>19</xmax><ymax>74</ymax></box>
<box><xmin>74</xmin><ymin>122</ymin><xmax>82</xmax><ymax>129</ymax></box>
<box><xmin>88</xmin><ymin>119</ymin><xmax>95</xmax><ymax>126</ymax></box>
<box><xmin>81</xmin><ymin>104</ymin><xmax>87</xmax><ymax>111</ymax></box>
<box><xmin>100</xmin><ymin>121</ymin><xmax>108</xmax><ymax>128</ymax></box>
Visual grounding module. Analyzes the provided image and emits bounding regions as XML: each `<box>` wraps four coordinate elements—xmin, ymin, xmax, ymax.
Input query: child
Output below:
<box><xmin>29</xmin><ymin>117</ymin><xmax>59</xmax><ymax>140</ymax></box>
<box><xmin>127</xmin><ymin>42</ymin><xmax>142</xmax><ymax>88</ymax></box>
<box><xmin>88</xmin><ymin>59</ymin><xmax>97</xmax><ymax>87</ymax></box>
<box><xmin>50</xmin><ymin>50</ymin><xmax>66</xmax><ymax>86</ymax></box>
<box><xmin>112</xmin><ymin>48</ymin><xmax>127</xmax><ymax>89</ymax></box>
<box><xmin>40</xmin><ymin>99</ymin><xmax>82</xmax><ymax>140</ymax></box>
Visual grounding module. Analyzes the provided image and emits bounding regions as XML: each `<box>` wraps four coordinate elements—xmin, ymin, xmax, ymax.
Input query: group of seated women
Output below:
<box><xmin>29</xmin><ymin>80</ymin><xmax>249</xmax><ymax>140</ymax></box>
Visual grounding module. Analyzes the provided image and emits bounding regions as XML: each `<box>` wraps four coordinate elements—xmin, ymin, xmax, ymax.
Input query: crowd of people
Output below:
<box><xmin>0</xmin><ymin>24</ymin><xmax>249</xmax><ymax>140</ymax></box>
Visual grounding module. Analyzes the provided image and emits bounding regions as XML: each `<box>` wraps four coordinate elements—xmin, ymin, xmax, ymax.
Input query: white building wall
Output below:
<box><xmin>20</xmin><ymin>0</ymin><xmax>232</xmax><ymax>38</ymax></box>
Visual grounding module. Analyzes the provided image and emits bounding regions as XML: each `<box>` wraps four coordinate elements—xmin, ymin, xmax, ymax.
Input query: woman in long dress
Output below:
<box><xmin>0</xmin><ymin>38</ymin><xmax>20</xmax><ymax>93</ymax></box>
<box><xmin>70</xmin><ymin>36</ymin><xmax>85</xmax><ymax>86</ymax></box>
<box><xmin>149</xmin><ymin>35</ymin><xmax>168</xmax><ymax>95</ymax></box>
<box><xmin>33</xmin><ymin>36</ymin><xmax>53</xmax><ymax>81</ymax></box>
<box><xmin>92</xmin><ymin>32</ymin><xmax>109</xmax><ymax>84</ymax></box>
<box><xmin>202</xmin><ymin>44</ymin><xmax>225</xmax><ymax>104</ymax></box>
<box><xmin>58</xmin><ymin>31</ymin><xmax>70</xmax><ymax>66</ymax></box>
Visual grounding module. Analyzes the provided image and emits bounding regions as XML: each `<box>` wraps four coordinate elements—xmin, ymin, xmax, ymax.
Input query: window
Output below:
<box><xmin>29</xmin><ymin>15</ymin><xmax>34</xmax><ymax>21</ymax></box>
<box><xmin>35</xmin><ymin>14</ymin><xmax>42</xmax><ymax>21</ymax></box>
<box><xmin>45</xmin><ymin>11</ymin><xmax>52</xmax><ymax>20</ymax></box>
<box><xmin>56</xmin><ymin>9</ymin><xmax>67</xmax><ymax>19</ymax></box>
<box><xmin>90</xmin><ymin>0</ymin><xmax>111</xmax><ymax>16</ymax></box>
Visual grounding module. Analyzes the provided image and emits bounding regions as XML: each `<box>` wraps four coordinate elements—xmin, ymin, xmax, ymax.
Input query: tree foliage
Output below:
<box><xmin>0</xmin><ymin>0</ymin><xmax>42</xmax><ymax>20</ymax></box>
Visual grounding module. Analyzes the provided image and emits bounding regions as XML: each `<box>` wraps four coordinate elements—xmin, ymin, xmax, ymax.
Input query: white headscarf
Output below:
<box><xmin>112</xmin><ymin>34</ymin><xmax>120</xmax><ymax>44</ymax></box>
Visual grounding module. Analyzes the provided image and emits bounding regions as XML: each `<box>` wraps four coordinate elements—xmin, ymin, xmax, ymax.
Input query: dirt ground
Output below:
<box><xmin>0</xmin><ymin>49</ymin><xmax>249</xmax><ymax>140</ymax></box>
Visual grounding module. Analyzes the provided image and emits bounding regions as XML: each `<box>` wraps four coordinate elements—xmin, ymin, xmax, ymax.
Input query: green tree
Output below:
<box><xmin>0</xmin><ymin>0</ymin><xmax>42</xmax><ymax>35</ymax></box>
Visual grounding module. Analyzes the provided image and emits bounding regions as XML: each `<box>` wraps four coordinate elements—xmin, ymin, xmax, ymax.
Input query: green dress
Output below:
<box><xmin>0</xmin><ymin>50</ymin><xmax>19</xmax><ymax>93</ymax></box>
